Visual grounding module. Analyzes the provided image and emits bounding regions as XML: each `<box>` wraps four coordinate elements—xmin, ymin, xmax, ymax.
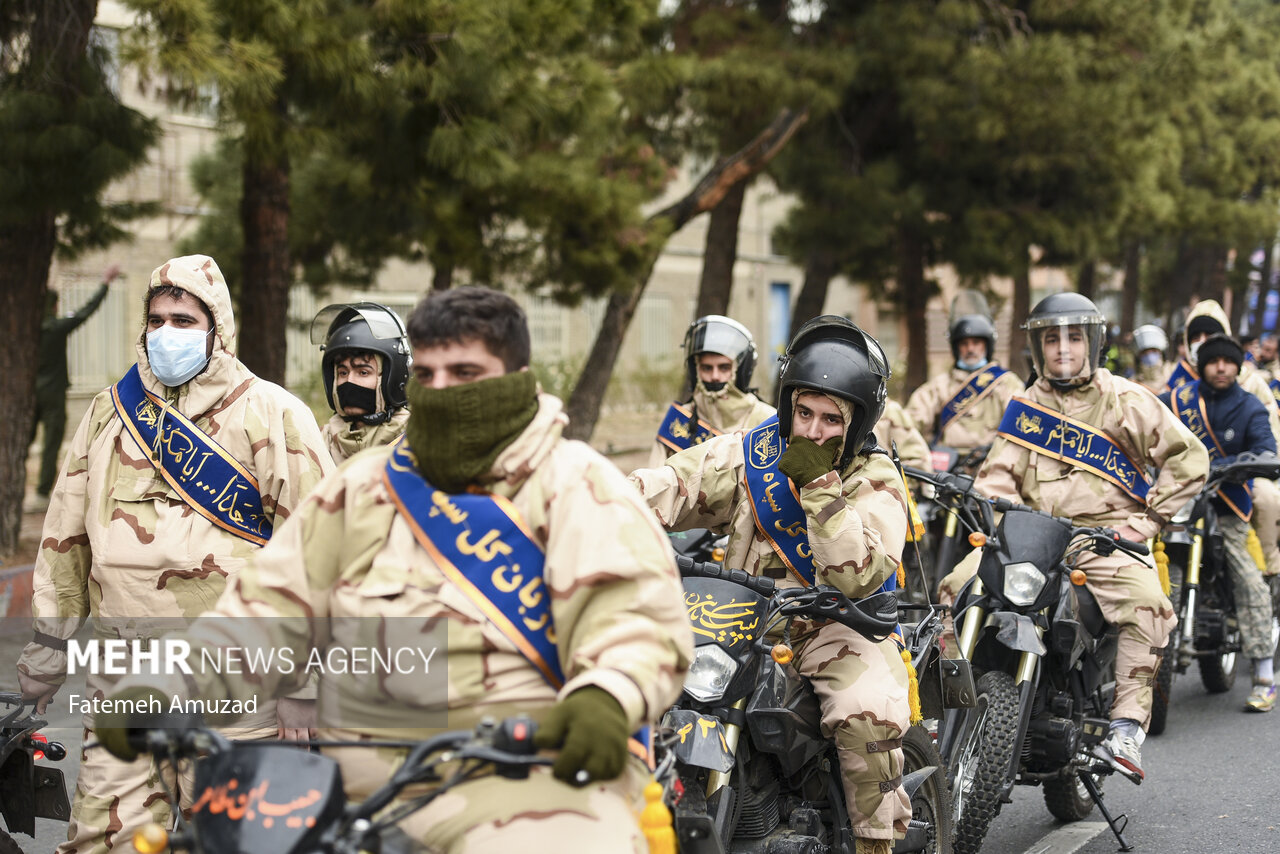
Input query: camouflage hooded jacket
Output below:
<box><xmin>906</xmin><ymin>365</ymin><xmax>1024</xmax><ymax>453</ymax></box>
<box><xmin>631</xmin><ymin>427</ymin><xmax>910</xmax><ymax>600</ymax></box>
<box><xmin>19</xmin><ymin>255</ymin><xmax>334</xmax><ymax>716</ymax></box>
<box><xmin>123</xmin><ymin>395</ymin><xmax>693</xmax><ymax>738</ymax></box>
<box><xmin>975</xmin><ymin>369</ymin><xmax>1208</xmax><ymax>539</ymax></box>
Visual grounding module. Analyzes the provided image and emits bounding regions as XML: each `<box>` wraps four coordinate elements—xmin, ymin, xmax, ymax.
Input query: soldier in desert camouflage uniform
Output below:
<box><xmin>15</xmin><ymin>255</ymin><xmax>334</xmax><ymax>854</ymax></box>
<box><xmin>1132</xmin><ymin>324</ymin><xmax>1172</xmax><ymax>394</ymax></box>
<box><xmin>938</xmin><ymin>293</ymin><xmax>1208</xmax><ymax>781</ymax></box>
<box><xmin>100</xmin><ymin>286</ymin><xmax>693</xmax><ymax>853</ymax></box>
<box><xmin>1168</xmin><ymin>300</ymin><xmax>1280</xmax><ymax>582</ymax></box>
<box><xmin>875</xmin><ymin>398</ymin><xmax>931</xmax><ymax>474</ymax></box>
<box><xmin>632</xmin><ymin>316</ymin><xmax>912</xmax><ymax>854</ymax></box>
<box><xmin>312</xmin><ymin>302</ymin><xmax>412</xmax><ymax>463</ymax></box>
<box><xmin>905</xmin><ymin>312</ymin><xmax>1023</xmax><ymax>462</ymax></box>
<box><xmin>648</xmin><ymin>315</ymin><xmax>775</xmax><ymax>466</ymax></box>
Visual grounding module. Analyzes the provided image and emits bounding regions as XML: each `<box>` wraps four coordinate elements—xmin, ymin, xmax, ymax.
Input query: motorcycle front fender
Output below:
<box><xmin>662</xmin><ymin>709</ymin><xmax>735</xmax><ymax>773</ymax></box>
<box><xmin>990</xmin><ymin>612</ymin><xmax>1047</xmax><ymax>656</ymax></box>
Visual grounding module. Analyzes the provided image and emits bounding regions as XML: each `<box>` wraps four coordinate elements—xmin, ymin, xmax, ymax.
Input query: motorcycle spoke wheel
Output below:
<box><xmin>952</xmin><ymin>671</ymin><xmax>1020</xmax><ymax>854</ymax></box>
<box><xmin>1199</xmin><ymin>625</ymin><xmax>1239</xmax><ymax>694</ymax></box>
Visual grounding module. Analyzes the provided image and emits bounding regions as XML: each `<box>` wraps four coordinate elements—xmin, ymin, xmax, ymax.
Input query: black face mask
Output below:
<box><xmin>701</xmin><ymin>380</ymin><xmax>728</xmax><ymax>393</ymax></box>
<box><xmin>336</xmin><ymin>381</ymin><xmax>379</xmax><ymax>417</ymax></box>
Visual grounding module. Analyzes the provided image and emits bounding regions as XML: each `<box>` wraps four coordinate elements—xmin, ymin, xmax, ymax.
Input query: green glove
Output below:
<box><xmin>533</xmin><ymin>687</ymin><xmax>629</xmax><ymax>784</ymax></box>
<box><xmin>779</xmin><ymin>436</ymin><xmax>841</xmax><ymax>486</ymax></box>
<box><xmin>94</xmin><ymin>686</ymin><xmax>182</xmax><ymax>762</ymax></box>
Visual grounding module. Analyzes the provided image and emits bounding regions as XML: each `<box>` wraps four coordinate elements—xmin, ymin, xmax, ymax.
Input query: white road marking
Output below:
<box><xmin>1019</xmin><ymin>821</ymin><xmax>1108</xmax><ymax>854</ymax></box>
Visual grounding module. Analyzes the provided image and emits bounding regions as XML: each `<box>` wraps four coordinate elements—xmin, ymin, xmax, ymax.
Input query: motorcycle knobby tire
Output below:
<box><xmin>952</xmin><ymin>670</ymin><xmax>1020</xmax><ymax>854</ymax></box>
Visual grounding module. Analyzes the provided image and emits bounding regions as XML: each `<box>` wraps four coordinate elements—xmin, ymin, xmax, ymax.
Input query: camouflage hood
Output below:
<box><xmin>135</xmin><ymin>255</ymin><xmax>251</xmax><ymax>415</ymax></box>
<box><xmin>1185</xmin><ymin>300</ymin><xmax>1230</xmax><ymax>347</ymax></box>
<box><xmin>481</xmin><ymin>393</ymin><xmax>569</xmax><ymax>495</ymax></box>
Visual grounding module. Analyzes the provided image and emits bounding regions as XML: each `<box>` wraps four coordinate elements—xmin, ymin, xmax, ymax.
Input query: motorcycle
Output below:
<box><xmin>118</xmin><ymin>715</ymin><xmax>552</xmax><ymax>854</ymax></box>
<box><xmin>904</xmin><ymin>467</ymin><xmax>1147</xmax><ymax>854</ymax></box>
<box><xmin>1149</xmin><ymin>453</ymin><xmax>1280</xmax><ymax>734</ymax></box>
<box><xmin>0</xmin><ymin>693</ymin><xmax>70</xmax><ymax>853</ymax></box>
<box><xmin>659</xmin><ymin>556</ymin><xmax>953</xmax><ymax>854</ymax></box>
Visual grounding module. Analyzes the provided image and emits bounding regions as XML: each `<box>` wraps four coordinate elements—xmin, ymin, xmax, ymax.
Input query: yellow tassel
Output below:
<box><xmin>1246</xmin><ymin>526</ymin><xmax>1267</xmax><ymax>573</ymax></box>
<box><xmin>1153</xmin><ymin>538</ymin><xmax>1171</xmax><ymax>596</ymax></box>
<box><xmin>901</xmin><ymin>648</ymin><xmax>922</xmax><ymax>725</ymax></box>
<box><xmin>896</xmin><ymin>562</ymin><xmax>906</xmax><ymax>588</ymax></box>
<box><xmin>640</xmin><ymin>780</ymin><xmax>677</xmax><ymax>854</ymax></box>
<box><xmin>903</xmin><ymin>476</ymin><xmax>926</xmax><ymax>541</ymax></box>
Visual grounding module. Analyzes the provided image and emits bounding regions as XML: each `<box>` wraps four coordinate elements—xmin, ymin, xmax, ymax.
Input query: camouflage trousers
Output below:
<box><xmin>795</xmin><ymin>621</ymin><xmax>912</xmax><ymax>841</ymax></box>
<box><xmin>938</xmin><ymin>547</ymin><xmax>1175</xmax><ymax>727</ymax></box>
<box><xmin>324</xmin><ymin>730</ymin><xmax>652</xmax><ymax>852</ymax></box>
<box><xmin>1219</xmin><ymin>516</ymin><xmax>1277</xmax><ymax>661</ymax></box>
<box><xmin>59</xmin><ymin>725</ymin><xmax>276</xmax><ymax>854</ymax></box>
<box><xmin>1250</xmin><ymin>478</ymin><xmax>1280</xmax><ymax>576</ymax></box>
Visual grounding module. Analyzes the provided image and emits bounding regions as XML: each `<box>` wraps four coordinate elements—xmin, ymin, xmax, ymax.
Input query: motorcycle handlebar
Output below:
<box><xmin>676</xmin><ymin>555</ymin><xmax>777</xmax><ymax>597</ymax></box>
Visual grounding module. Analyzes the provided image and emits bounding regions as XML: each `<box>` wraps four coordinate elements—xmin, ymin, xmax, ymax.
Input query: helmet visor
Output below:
<box><xmin>310</xmin><ymin>304</ymin><xmax>407</xmax><ymax>345</ymax></box>
<box><xmin>689</xmin><ymin>319</ymin><xmax>753</xmax><ymax>363</ymax></box>
<box><xmin>1028</xmin><ymin>319</ymin><xmax>1105</xmax><ymax>383</ymax></box>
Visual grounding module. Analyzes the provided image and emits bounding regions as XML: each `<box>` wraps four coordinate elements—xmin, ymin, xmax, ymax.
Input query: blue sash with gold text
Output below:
<box><xmin>1269</xmin><ymin>378</ymin><xmax>1280</xmax><ymax>412</ymax></box>
<box><xmin>656</xmin><ymin>401</ymin><xmax>720</xmax><ymax>453</ymax></box>
<box><xmin>742</xmin><ymin>417</ymin><xmax>901</xmax><ymax>611</ymax></box>
<box><xmin>1166</xmin><ymin>359</ymin><xmax>1197</xmax><ymax>393</ymax></box>
<box><xmin>937</xmin><ymin>365</ymin><xmax>1010</xmax><ymax>440</ymax></box>
<box><xmin>1170</xmin><ymin>381</ymin><xmax>1252</xmax><ymax>519</ymax></box>
<box><xmin>996</xmin><ymin>398</ymin><xmax>1152</xmax><ymax>504</ymax></box>
<box><xmin>383</xmin><ymin>438</ymin><xmax>563</xmax><ymax>687</ymax></box>
<box><xmin>111</xmin><ymin>365</ymin><xmax>271</xmax><ymax>546</ymax></box>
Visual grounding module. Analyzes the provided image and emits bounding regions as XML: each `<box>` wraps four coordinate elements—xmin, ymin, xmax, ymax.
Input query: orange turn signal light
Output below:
<box><xmin>132</xmin><ymin>823</ymin><xmax>169</xmax><ymax>854</ymax></box>
<box><xmin>771</xmin><ymin>643</ymin><xmax>794</xmax><ymax>665</ymax></box>
<box><xmin>968</xmin><ymin>532</ymin><xmax>987</xmax><ymax>548</ymax></box>
<box><xmin>1070</xmin><ymin>569</ymin><xmax>1088</xmax><ymax>586</ymax></box>
<box><xmin>711</xmin><ymin>547</ymin><xmax>726</xmax><ymax>563</ymax></box>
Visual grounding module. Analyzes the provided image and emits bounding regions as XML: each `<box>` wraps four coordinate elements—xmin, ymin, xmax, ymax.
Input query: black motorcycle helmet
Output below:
<box><xmin>775</xmin><ymin>315</ymin><xmax>890</xmax><ymax>470</ymax></box>
<box><xmin>948</xmin><ymin>314</ymin><xmax>997</xmax><ymax>364</ymax></box>
<box><xmin>311</xmin><ymin>302</ymin><xmax>411</xmax><ymax>425</ymax></box>
<box><xmin>683</xmin><ymin>315</ymin><xmax>758</xmax><ymax>393</ymax></box>
<box><xmin>1023</xmin><ymin>292</ymin><xmax>1107</xmax><ymax>390</ymax></box>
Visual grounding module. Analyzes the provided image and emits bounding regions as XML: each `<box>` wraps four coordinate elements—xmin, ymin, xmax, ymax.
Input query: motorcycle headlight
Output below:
<box><xmin>683</xmin><ymin>645</ymin><xmax>739</xmax><ymax>703</ymax></box>
<box><xmin>1002</xmin><ymin>561</ymin><xmax>1046</xmax><ymax>607</ymax></box>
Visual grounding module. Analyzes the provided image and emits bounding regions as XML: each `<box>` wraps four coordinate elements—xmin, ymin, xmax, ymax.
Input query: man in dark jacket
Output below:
<box><xmin>1160</xmin><ymin>334</ymin><xmax>1278</xmax><ymax>712</ymax></box>
<box><xmin>27</xmin><ymin>264</ymin><xmax>120</xmax><ymax>511</ymax></box>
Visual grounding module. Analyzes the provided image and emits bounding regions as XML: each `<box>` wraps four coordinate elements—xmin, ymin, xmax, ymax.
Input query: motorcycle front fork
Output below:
<box><xmin>1176</xmin><ymin>520</ymin><xmax>1206</xmax><ymax>668</ymax></box>
<box><xmin>706</xmin><ymin>698</ymin><xmax>747</xmax><ymax>797</ymax></box>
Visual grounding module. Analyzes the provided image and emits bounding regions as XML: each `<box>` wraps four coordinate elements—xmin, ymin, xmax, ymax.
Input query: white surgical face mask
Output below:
<box><xmin>147</xmin><ymin>325</ymin><xmax>213</xmax><ymax>387</ymax></box>
<box><xmin>1188</xmin><ymin>340</ymin><xmax>1202</xmax><ymax>365</ymax></box>
<box><xmin>956</xmin><ymin>357</ymin><xmax>989</xmax><ymax>372</ymax></box>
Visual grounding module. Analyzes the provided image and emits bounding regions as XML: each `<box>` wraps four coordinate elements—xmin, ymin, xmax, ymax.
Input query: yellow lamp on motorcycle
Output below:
<box><xmin>132</xmin><ymin>823</ymin><xmax>168</xmax><ymax>854</ymax></box>
<box><xmin>1001</xmin><ymin>561</ymin><xmax>1046</xmax><ymax>607</ymax></box>
<box><xmin>711</xmin><ymin>547</ymin><xmax>726</xmax><ymax>563</ymax></box>
<box><xmin>1070</xmin><ymin>569</ymin><xmax>1088</xmax><ymax>586</ymax></box>
<box><xmin>968</xmin><ymin>532</ymin><xmax>987</xmax><ymax>548</ymax></box>
<box><xmin>683</xmin><ymin>645</ymin><xmax>739</xmax><ymax>703</ymax></box>
<box><xmin>771</xmin><ymin>643</ymin><xmax>794</xmax><ymax>664</ymax></box>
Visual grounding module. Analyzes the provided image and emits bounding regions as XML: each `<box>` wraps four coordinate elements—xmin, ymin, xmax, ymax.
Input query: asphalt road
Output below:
<box><xmin>5</xmin><ymin>642</ymin><xmax>1278</xmax><ymax>853</ymax></box>
<box><xmin>975</xmin><ymin>660</ymin><xmax>1280</xmax><ymax>854</ymax></box>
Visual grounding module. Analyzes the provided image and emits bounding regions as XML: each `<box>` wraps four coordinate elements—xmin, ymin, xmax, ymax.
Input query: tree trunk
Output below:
<box><xmin>1077</xmin><ymin>259</ymin><xmax>1096</xmax><ymax>300</ymax></box>
<box><xmin>0</xmin><ymin>0</ymin><xmax>97</xmax><ymax>556</ymax></box>
<box><xmin>898</xmin><ymin>224</ymin><xmax>930</xmax><ymax>393</ymax></box>
<box><xmin>1010</xmin><ymin>260</ymin><xmax>1032</xmax><ymax>380</ymax></box>
<box><xmin>789</xmin><ymin>248</ymin><xmax>838</xmax><ymax>340</ymax></box>
<box><xmin>0</xmin><ymin>218</ymin><xmax>57</xmax><ymax>556</ymax></box>
<box><xmin>1121</xmin><ymin>240</ymin><xmax>1140</xmax><ymax>334</ymax></box>
<box><xmin>694</xmin><ymin>179</ymin><xmax>749</xmax><ymax>318</ymax></box>
<box><xmin>237</xmin><ymin>150</ymin><xmax>291</xmax><ymax>384</ymax></box>
<box><xmin>565</xmin><ymin>108</ymin><xmax>809</xmax><ymax>440</ymax></box>
<box><xmin>432</xmin><ymin>263</ymin><xmax>453</xmax><ymax>291</ymax></box>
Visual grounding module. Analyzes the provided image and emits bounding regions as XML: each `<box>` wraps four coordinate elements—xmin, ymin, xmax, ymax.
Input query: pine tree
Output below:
<box><xmin>0</xmin><ymin>0</ymin><xmax>157</xmax><ymax>555</ymax></box>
